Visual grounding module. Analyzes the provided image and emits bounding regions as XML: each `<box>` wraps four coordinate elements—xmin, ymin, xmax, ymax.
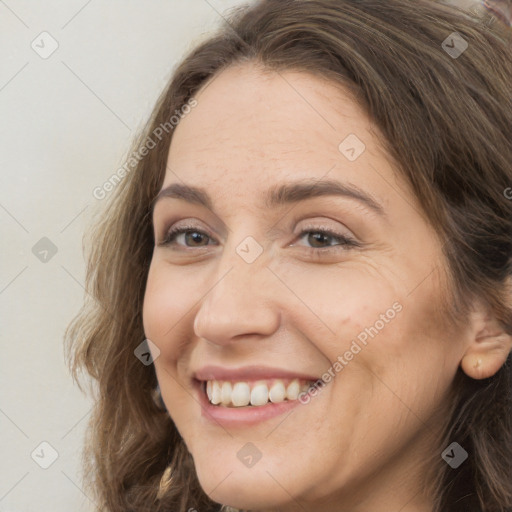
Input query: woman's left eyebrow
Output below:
<box><xmin>264</xmin><ymin>179</ymin><xmax>386</xmax><ymax>217</ymax></box>
<box><xmin>152</xmin><ymin>179</ymin><xmax>386</xmax><ymax>219</ymax></box>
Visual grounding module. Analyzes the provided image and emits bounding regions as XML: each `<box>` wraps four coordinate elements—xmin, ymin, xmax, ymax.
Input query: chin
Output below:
<box><xmin>192</xmin><ymin>455</ymin><xmax>294</xmax><ymax>510</ymax></box>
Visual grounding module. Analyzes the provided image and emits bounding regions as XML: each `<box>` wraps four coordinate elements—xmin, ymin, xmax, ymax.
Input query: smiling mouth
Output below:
<box><xmin>202</xmin><ymin>378</ymin><xmax>315</xmax><ymax>408</ymax></box>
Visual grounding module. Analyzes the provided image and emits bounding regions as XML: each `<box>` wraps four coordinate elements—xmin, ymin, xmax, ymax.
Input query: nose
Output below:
<box><xmin>193</xmin><ymin>252</ymin><xmax>281</xmax><ymax>345</ymax></box>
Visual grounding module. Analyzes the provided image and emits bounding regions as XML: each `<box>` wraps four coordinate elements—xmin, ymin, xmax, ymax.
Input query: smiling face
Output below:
<box><xmin>142</xmin><ymin>63</ymin><xmax>469</xmax><ymax>512</ymax></box>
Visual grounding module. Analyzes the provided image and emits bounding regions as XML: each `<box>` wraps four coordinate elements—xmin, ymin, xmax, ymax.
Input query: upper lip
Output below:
<box><xmin>193</xmin><ymin>365</ymin><xmax>320</xmax><ymax>382</ymax></box>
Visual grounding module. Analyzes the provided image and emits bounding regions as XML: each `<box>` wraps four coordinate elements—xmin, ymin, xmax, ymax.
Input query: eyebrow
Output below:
<box><xmin>153</xmin><ymin>179</ymin><xmax>385</xmax><ymax>217</ymax></box>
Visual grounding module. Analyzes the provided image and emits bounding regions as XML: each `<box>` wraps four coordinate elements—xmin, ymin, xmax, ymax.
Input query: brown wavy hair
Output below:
<box><xmin>64</xmin><ymin>1</ymin><xmax>512</xmax><ymax>510</ymax></box>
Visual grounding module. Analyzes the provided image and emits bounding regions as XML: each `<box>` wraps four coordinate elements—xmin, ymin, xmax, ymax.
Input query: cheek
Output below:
<box><xmin>276</xmin><ymin>259</ymin><xmax>404</xmax><ymax>354</ymax></box>
<box><xmin>287</xmin><ymin>259</ymin><xmax>456</xmax><ymax>403</ymax></box>
<box><xmin>142</xmin><ymin>264</ymin><xmax>200</xmax><ymax>420</ymax></box>
<box><xmin>347</xmin><ymin>276</ymin><xmax>460</xmax><ymax>418</ymax></box>
<box><xmin>142</xmin><ymin>278</ymin><xmax>170</xmax><ymax>348</ymax></box>
<box><xmin>142</xmin><ymin>261</ymin><xmax>199</xmax><ymax>349</ymax></box>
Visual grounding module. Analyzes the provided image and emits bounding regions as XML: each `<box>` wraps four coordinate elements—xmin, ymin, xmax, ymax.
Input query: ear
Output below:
<box><xmin>460</xmin><ymin>298</ymin><xmax>512</xmax><ymax>380</ymax></box>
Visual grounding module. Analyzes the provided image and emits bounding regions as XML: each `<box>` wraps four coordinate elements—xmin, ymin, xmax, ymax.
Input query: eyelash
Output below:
<box><xmin>158</xmin><ymin>223</ymin><xmax>360</xmax><ymax>253</ymax></box>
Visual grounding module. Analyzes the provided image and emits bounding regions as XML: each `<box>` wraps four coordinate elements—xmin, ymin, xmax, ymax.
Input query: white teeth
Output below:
<box><xmin>269</xmin><ymin>380</ymin><xmax>286</xmax><ymax>403</ymax></box>
<box><xmin>211</xmin><ymin>381</ymin><xmax>221</xmax><ymax>405</ymax></box>
<box><xmin>286</xmin><ymin>380</ymin><xmax>300</xmax><ymax>400</ymax></box>
<box><xmin>232</xmin><ymin>382</ymin><xmax>251</xmax><ymax>406</ymax></box>
<box><xmin>221</xmin><ymin>382</ymin><xmax>232</xmax><ymax>405</ymax></box>
<box><xmin>205</xmin><ymin>378</ymin><xmax>311</xmax><ymax>407</ymax></box>
<box><xmin>250</xmin><ymin>382</ymin><xmax>269</xmax><ymax>406</ymax></box>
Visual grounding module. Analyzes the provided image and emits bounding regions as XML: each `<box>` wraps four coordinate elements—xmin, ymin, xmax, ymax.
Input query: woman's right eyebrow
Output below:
<box><xmin>152</xmin><ymin>179</ymin><xmax>386</xmax><ymax>219</ymax></box>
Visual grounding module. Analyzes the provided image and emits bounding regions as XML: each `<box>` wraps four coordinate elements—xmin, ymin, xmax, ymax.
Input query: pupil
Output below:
<box><xmin>187</xmin><ymin>231</ymin><xmax>205</xmax><ymax>246</ymax></box>
<box><xmin>310</xmin><ymin>232</ymin><xmax>328</xmax><ymax>247</ymax></box>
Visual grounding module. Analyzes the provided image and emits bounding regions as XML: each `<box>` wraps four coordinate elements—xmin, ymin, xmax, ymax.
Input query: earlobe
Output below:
<box><xmin>460</xmin><ymin>316</ymin><xmax>512</xmax><ymax>380</ymax></box>
<box><xmin>460</xmin><ymin>350</ymin><xmax>509</xmax><ymax>380</ymax></box>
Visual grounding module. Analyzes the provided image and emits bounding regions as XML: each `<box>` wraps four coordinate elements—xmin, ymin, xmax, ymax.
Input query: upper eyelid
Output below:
<box><xmin>157</xmin><ymin>218</ymin><xmax>351</xmax><ymax>238</ymax></box>
<box><xmin>158</xmin><ymin>222</ymin><xmax>358</xmax><ymax>249</ymax></box>
<box><xmin>152</xmin><ymin>204</ymin><xmax>230</xmax><ymax>238</ymax></box>
<box><xmin>152</xmin><ymin>198</ymin><xmax>369</xmax><ymax>238</ymax></box>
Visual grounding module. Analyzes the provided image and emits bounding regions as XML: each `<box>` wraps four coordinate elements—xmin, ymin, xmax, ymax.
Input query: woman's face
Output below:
<box><xmin>143</xmin><ymin>63</ymin><xmax>467</xmax><ymax>511</ymax></box>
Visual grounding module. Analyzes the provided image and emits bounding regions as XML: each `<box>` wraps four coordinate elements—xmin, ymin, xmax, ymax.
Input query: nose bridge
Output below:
<box><xmin>193</xmin><ymin>240</ymin><xmax>279</xmax><ymax>343</ymax></box>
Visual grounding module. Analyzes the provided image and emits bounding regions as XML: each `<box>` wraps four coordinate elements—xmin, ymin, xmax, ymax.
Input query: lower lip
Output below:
<box><xmin>196</xmin><ymin>381</ymin><xmax>306</xmax><ymax>427</ymax></box>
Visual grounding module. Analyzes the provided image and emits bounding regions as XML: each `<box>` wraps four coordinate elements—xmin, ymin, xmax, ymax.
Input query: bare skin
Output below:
<box><xmin>143</xmin><ymin>62</ymin><xmax>512</xmax><ymax>512</ymax></box>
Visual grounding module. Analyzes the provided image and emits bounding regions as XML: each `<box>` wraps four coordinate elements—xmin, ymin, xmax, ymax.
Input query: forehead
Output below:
<box><xmin>164</xmin><ymin>63</ymin><xmax>399</xmax><ymax>209</ymax></box>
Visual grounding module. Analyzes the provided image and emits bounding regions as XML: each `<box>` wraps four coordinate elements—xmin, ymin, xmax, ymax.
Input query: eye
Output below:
<box><xmin>158</xmin><ymin>224</ymin><xmax>215</xmax><ymax>248</ymax></box>
<box><xmin>157</xmin><ymin>223</ymin><xmax>360</xmax><ymax>252</ymax></box>
<box><xmin>294</xmin><ymin>227</ymin><xmax>360</xmax><ymax>251</ymax></box>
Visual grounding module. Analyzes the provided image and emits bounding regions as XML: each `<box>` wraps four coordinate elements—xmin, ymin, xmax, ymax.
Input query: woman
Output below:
<box><xmin>65</xmin><ymin>0</ymin><xmax>512</xmax><ymax>511</ymax></box>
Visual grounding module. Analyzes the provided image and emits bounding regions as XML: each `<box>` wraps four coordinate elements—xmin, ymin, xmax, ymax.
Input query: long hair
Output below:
<box><xmin>64</xmin><ymin>1</ymin><xmax>512</xmax><ymax>510</ymax></box>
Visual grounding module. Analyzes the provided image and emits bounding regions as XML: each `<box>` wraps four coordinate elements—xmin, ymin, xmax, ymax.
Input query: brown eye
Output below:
<box><xmin>159</xmin><ymin>225</ymin><xmax>214</xmax><ymax>247</ymax></box>
<box><xmin>295</xmin><ymin>229</ymin><xmax>359</xmax><ymax>250</ymax></box>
